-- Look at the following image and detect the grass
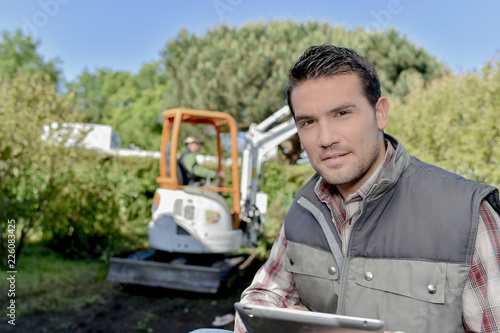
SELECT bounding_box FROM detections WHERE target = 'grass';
[136,311,157,333]
[0,242,116,316]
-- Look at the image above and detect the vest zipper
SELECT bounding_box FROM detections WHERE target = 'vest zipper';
[336,184,377,313]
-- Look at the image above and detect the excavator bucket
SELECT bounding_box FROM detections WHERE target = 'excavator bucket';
[107,249,253,293]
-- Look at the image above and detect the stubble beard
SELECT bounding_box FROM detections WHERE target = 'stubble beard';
[314,137,383,188]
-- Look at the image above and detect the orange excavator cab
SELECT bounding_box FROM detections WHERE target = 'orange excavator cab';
[156,108,241,227]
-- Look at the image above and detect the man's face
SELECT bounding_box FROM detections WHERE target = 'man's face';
[291,74,389,198]
[189,142,202,152]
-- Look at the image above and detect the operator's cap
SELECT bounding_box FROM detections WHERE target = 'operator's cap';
[184,137,203,144]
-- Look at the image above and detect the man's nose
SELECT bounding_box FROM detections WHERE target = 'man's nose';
[317,123,340,148]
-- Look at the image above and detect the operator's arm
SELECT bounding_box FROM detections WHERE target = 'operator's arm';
[234,225,301,333]
[182,152,217,179]
[462,200,500,332]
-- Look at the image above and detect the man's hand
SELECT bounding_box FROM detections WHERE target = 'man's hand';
[288,305,306,311]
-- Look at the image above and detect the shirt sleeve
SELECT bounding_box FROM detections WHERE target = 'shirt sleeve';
[182,152,217,179]
[234,225,301,333]
[463,200,500,332]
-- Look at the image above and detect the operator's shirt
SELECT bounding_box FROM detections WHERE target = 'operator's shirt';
[180,149,217,180]
[235,141,500,333]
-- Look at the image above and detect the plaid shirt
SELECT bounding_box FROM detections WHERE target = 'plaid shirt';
[236,141,500,333]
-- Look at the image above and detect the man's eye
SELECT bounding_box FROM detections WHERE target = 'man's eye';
[337,111,349,117]
[301,120,315,127]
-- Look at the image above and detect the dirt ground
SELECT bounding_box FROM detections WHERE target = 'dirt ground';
[1,271,258,333]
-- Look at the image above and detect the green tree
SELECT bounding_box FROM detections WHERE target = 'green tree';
[161,20,445,163]
[66,62,167,150]
[387,59,500,187]
[103,62,167,150]
[0,74,79,266]
[358,28,446,97]
[65,68,130,123]
[0,29,60,83]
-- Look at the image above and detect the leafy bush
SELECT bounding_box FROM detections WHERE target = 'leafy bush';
[0,73,159,264]
[260,159,315,246]
[0,74,81,266]
[42,152,158,259]
[388,60,500,188]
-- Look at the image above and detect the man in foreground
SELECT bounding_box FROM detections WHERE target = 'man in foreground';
[234,45,500,332]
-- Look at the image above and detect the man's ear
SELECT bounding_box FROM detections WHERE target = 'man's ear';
[375,97,389,130]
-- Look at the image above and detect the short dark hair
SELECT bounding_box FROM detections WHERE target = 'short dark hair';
[286,45,381,115]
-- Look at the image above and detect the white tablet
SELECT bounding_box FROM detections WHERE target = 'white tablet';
[234,302,385,333]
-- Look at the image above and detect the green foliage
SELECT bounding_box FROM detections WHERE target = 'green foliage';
[162,21,444,125]
[0,73,79,266]
[0,73,157,264]
[387,60,500,187]
[358,28,446,97]
[65,62,167,151]
[42,153,158,259]
[65,68,126,123]
[0,29,61,83]
[259,159,315,247]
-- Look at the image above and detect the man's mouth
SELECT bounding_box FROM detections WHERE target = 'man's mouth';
[321,152,350,161]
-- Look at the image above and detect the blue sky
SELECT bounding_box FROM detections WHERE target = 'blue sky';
[1,1,499,82]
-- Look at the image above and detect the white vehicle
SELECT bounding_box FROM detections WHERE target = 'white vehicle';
[107,106,297,293]
[41,122,162,158]
[41,122,121,150]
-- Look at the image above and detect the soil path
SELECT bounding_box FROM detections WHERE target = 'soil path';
[2,283,245,333]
